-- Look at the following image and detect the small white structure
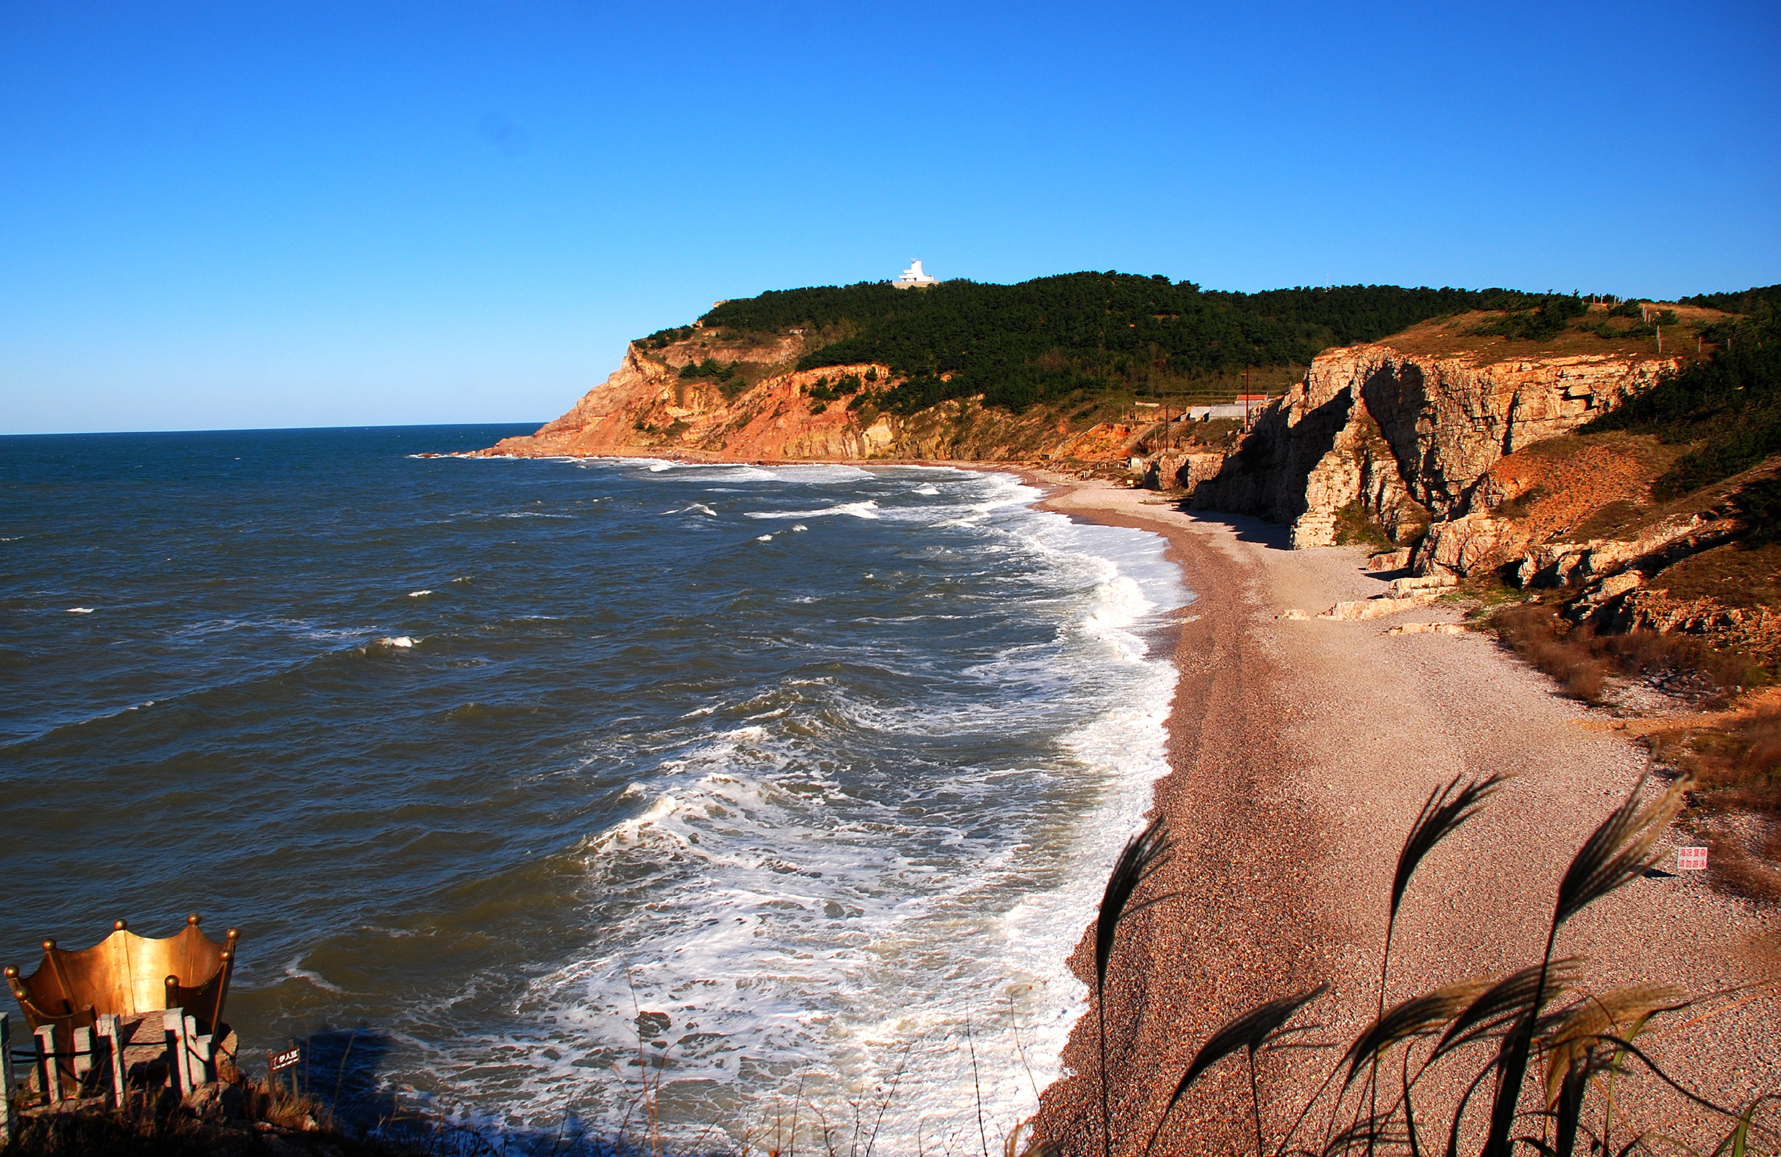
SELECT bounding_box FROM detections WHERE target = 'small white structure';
[894,259,939,289]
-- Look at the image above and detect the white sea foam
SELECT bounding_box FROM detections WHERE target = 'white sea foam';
[745,500,880,520]
[408,590,433,598]
[452,466,1189,1147]
[65,607,95,614]
[287,964,346,993]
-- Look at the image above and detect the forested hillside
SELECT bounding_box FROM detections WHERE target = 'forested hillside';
[694,273,1563,412]
[1584,294,1780,499]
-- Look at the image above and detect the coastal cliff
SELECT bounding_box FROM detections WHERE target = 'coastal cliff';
[1180,307,1780,661]
[481,286,1777,661]
[482,335,1088,463]
[1185,316,1679,547]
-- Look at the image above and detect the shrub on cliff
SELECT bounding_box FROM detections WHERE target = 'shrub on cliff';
[636,325,695,350]
[698,275,1557,412]
[1584,311,1781,497]
[1467,295,1589,342]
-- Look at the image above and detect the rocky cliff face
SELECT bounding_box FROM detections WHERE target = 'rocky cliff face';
[483,335,1092,464]
[1189,340,1675,548]
[1178,329,1779,662]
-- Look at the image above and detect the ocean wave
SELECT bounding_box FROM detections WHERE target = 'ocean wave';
[744,500,880,520]
[286,964,346,993]
[11,443,1193,1149]
[449,486,1190,1143]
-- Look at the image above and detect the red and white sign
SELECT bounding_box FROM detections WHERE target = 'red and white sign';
[1677,846,1709,871]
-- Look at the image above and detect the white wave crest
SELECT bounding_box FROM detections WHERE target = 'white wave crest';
[744,500,879,520]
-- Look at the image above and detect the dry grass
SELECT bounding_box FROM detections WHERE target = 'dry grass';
[1655,707,1781,811]
[1489,603,1751,704]
[1655,536,1781,611]
[1380,304,1726,367]
[1648,708,1781,900]
[1705,827,1781,902]
[0,1096,407,1157]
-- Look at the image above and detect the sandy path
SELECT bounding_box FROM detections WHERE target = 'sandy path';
[1025,478,1779,1156]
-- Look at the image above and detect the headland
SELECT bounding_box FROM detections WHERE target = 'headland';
[469,274,1781,1149]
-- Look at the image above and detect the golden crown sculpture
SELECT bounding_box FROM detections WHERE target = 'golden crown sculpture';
[5,915,238,1040]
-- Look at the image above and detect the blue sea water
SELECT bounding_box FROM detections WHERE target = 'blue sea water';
[0,426,1186,1148]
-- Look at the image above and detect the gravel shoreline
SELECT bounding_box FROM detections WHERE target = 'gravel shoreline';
[1021,475,1779,1156]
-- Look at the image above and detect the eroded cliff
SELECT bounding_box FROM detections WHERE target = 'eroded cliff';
[1188,321,1678,548]
[482,333,1100,464]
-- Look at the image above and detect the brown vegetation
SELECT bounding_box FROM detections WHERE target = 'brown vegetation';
[1647,708,1781,901]
[1381,303,1727,368]
[1488,602,1750,704]
[1657,537,1781,611]
[0,1070,405,1157]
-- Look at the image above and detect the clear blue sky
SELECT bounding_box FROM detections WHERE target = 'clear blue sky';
[3,1,1777,434]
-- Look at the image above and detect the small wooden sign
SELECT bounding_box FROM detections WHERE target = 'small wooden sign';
[269,1047,301,1072]
[1677,846,1709,871]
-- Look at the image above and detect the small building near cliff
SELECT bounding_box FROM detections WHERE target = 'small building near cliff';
[893,260,939,289]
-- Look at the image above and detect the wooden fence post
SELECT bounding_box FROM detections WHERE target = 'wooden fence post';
[95,1014,125,1107]
[185,1015,214,1087]
[34,1025,57,1104]
[163,1009,190,1097]
[1,1013,16,1139]
[72,1025,93,1097]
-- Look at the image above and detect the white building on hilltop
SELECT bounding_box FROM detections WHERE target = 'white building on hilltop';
[893,259,939,289]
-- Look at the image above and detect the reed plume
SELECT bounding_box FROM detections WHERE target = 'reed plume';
[1382,773,1507,1011]
[1482,773,1692,1157]
[1358,772,1506,1147]
[1144,983,1326,1157]
[1539,984,1687,1109]
[1430,959,1582,1062]
[1340,980,1489,1088]
[1093,817,1170,1157]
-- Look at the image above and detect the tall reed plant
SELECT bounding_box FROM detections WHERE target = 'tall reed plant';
[1087,772,1775,1157]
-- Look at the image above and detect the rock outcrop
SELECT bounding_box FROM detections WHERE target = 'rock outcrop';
[1612,590,1781,661]
[1188,341,1674,548]
[481,336,1145,465]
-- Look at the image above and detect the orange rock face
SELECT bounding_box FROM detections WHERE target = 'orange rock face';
[479,340,1154,465]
